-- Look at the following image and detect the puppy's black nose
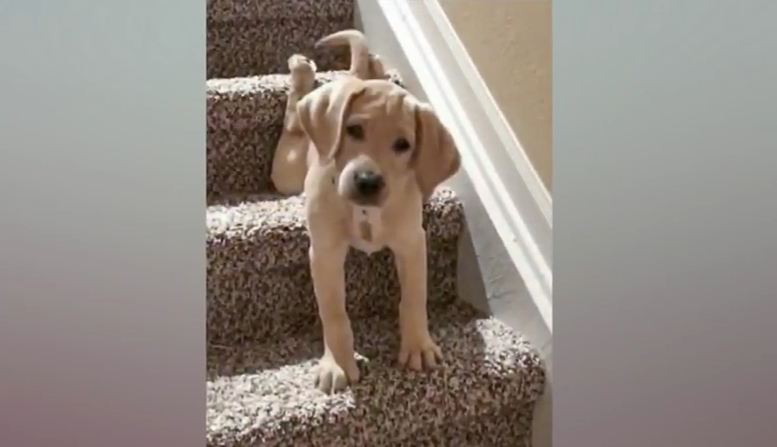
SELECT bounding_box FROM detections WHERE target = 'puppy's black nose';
[354,170,384,197]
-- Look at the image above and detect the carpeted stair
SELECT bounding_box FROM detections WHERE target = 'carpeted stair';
[207,0,353,78]
[206,1,546,445]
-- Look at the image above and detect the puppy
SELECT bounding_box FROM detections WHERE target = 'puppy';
[271,30,388,195]
[271,54,317,195]
[297,77,461,393]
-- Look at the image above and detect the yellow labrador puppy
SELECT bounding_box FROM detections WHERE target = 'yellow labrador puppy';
[297,77,460,393]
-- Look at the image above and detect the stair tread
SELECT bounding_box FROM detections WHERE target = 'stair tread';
[206,0,354,77]
[207,188,462,271]
[208,0,355,22]
[207,70,402,131]
[207,192,306,241]
[206,300,545,446]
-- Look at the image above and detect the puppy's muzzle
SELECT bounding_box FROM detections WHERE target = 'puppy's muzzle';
[354,170,384,198]
[340,157,386,206]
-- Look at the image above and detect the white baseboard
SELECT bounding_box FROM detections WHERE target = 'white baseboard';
[357,1,553,445]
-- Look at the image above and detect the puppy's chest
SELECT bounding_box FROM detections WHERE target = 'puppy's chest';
[348,206,387,254]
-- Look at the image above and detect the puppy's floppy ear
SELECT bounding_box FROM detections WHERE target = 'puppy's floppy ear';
[413,102,461,200]
[296,78,365,161]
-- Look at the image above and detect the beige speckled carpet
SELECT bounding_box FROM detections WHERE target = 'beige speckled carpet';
[206,1,546,445]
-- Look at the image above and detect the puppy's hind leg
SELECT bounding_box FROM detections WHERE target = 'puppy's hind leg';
[309,241,360,393]
[286,54,317,111]
[368,53,390,80]
[271,54,317,195]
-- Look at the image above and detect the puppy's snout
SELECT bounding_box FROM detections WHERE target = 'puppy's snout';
[353,170,384,197]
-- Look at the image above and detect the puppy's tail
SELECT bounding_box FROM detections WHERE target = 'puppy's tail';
[315,29,372,79]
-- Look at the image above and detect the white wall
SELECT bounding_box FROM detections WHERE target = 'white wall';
[438,0,552,192]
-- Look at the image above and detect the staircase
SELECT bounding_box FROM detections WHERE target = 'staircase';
[206,1,546,445]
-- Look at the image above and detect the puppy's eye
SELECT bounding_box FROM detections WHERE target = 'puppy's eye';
[345,124,364,140]
[393,137,411,153]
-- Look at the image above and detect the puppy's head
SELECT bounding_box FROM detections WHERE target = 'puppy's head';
[297,78,460,207]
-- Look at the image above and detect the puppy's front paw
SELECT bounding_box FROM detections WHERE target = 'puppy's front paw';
[398,333,443,371]
[313,355,360,394]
